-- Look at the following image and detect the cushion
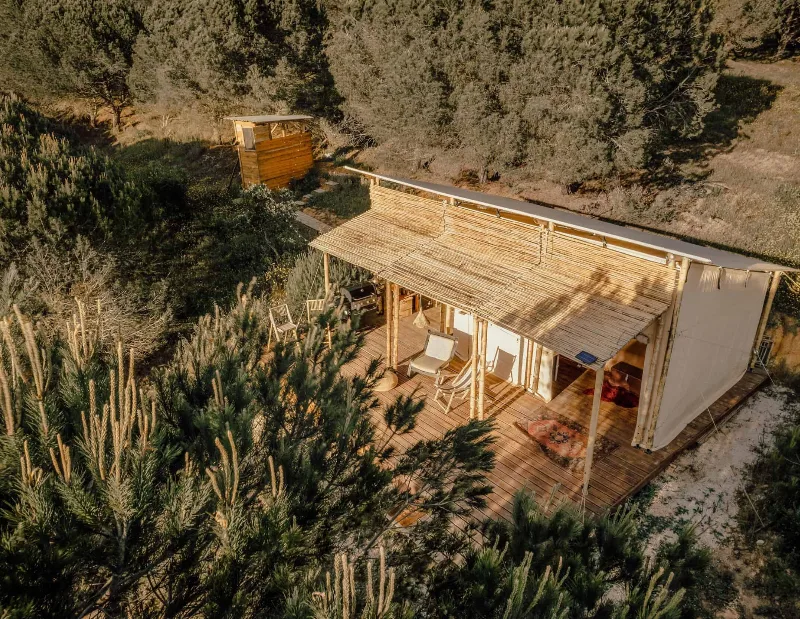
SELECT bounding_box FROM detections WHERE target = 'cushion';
[426,333,456,360]
[410,354,447,376]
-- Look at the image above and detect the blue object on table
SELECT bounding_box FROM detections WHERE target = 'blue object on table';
[576,351,598,366]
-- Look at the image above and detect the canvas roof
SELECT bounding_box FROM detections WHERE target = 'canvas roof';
[225,114,313,124]
[311,185,680,367]
[343,167,796,273]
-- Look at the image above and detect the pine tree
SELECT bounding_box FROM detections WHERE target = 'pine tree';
[130,0,340,122]
[2,0,143,129]
[0,285,496,616]
[424,490,731,619]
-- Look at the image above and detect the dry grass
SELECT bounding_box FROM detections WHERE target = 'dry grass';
[353,59,800,270]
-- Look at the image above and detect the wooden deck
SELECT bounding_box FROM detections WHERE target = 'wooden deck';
[347,310,767,521]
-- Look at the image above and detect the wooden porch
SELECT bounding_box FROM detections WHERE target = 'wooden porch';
[347,308,767,520]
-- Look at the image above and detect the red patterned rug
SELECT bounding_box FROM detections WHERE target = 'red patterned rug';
[513,412,619,471]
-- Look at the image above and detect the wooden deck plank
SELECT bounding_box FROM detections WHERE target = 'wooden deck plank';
[345,309,767,521]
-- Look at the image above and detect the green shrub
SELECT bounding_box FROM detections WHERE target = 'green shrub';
[327,0,723,184]
[167,184,307,317]
[426,490,730,618]
[722,0,800,58]
[737,388,800,617]
[0,95,144,258]
[283,249,370,321]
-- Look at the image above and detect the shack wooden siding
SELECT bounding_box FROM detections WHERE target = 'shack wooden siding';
[238,132,313,189]
[239,150,260,187]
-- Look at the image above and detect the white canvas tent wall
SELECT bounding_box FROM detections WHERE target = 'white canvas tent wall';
[650,264,772,448]
[316,168,796,451]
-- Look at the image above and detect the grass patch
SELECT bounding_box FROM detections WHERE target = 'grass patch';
[306,175,369,220]
[112,137,237,186]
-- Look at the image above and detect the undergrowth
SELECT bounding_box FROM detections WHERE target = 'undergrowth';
[737,385,800,618]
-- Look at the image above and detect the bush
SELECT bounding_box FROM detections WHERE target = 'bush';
[2,239,172,360]
[722,0,800,58]
[0,95,144,258]
[282,249,370,321]
[737,387,800,617]
[426,490,731,618]
[168,184,308,317]
[327,0,723,184]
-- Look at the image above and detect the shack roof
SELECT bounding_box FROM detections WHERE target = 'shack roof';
[344,167,797,273]
[225,115,313,124]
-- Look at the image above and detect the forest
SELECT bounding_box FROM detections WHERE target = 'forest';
[1,0,799,617]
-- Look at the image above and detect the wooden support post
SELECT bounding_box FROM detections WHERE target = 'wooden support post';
[751,271,781,368]
[439,302,447,332]
[392,284,400,369]
[637,297,676,447]
[469,314,479,420]
[523,339,534,391]
[478,319,488,420]
[582,366,605,498]
[323,253,331,298]
[645,256,691,447]
[531,342,543,395]
[385,280,393,367]
[632,320,661,446]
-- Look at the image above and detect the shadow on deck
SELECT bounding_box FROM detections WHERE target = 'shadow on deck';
[347,309,767,521]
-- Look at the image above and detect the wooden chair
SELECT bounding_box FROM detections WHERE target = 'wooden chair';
[268,304,298,347]
[306,298,326,323]
[306,298,332,346]
[407,330,458,378]
[433,363,473,414]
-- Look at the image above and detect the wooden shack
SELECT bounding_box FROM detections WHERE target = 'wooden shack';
[227,115,314,189]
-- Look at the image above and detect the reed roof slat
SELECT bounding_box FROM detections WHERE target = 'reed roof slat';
[311,186,679,366]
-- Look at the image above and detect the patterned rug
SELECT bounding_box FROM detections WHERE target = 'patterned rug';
[513,412,619,471]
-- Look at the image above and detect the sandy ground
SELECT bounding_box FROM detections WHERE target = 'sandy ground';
[643,386,791,616]
[645,388,788,551]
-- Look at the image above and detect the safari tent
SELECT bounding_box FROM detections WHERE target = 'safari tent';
[310,167,796,515]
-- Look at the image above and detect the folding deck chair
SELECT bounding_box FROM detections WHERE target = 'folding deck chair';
[306,298,326,323]
[433,363,473,414]
[268,304,298,348]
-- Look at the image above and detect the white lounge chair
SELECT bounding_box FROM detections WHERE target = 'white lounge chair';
[433,364,473,413]
[268,304,298,347]
[407,330,457,378]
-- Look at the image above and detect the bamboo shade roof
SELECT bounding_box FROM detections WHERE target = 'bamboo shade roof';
[311,186,678,366]
[343,168,798,273]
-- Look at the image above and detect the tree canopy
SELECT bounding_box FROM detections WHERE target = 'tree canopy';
[326,0,723,183]
[130,0,340,121]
